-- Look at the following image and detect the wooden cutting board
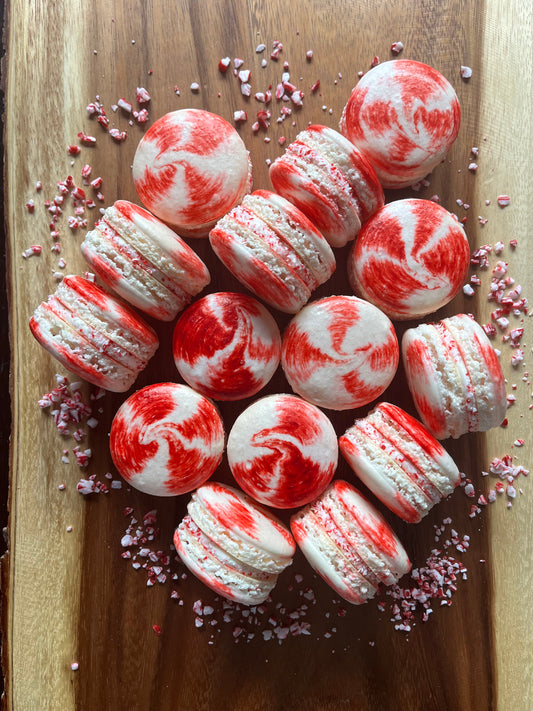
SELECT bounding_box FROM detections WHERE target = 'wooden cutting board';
[2,1,532,709]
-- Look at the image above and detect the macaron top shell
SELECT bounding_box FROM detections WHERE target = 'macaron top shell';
[132,109,252,236]
[348,198,470,320]
[173,292,281,401]
[402,314,507,439]
[281,295,399,410]
[109,382,224,496]
[227,393,338,509]
[340,60,461,188]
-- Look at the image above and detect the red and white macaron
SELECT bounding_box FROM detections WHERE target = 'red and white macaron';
[81,200,211,321]
[348,199,470,320]
[227,393,338,509]
[29,275,158,392]
[269,125,384,248]
[132,109,253,237]
[291,480,411,604]
[109,382,224,496]
[339,402,461,523]
[281,295,399,410]
[172,292,281,401]
[402,314,507,439]
[174,481,296,605]
[340,59,461,188]
[209,189,336,314]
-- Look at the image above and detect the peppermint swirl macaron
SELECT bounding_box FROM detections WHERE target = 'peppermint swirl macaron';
[110,383,224,496]
[173,292,281,401]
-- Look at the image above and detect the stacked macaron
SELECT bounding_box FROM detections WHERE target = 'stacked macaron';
[29,275,158,392]
[291,480,411,604]
[339,402,461,523]
[209,190,336,314]
[174,482,296,605]
[269,125,384,248]
[402,314,507,439]
[81,200,211,321]
[132,108,252,237]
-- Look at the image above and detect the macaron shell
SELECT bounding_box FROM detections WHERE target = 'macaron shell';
[281,295,399,410]
[348,199,470,320]
[109,383,224,496]
[227,394,338,509]
[340,59,461,188]
[132,108,252,236]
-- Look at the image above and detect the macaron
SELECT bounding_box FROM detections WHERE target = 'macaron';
[402,314,507,439]
[109,383,224,496]
[209,189,336,314]
[172,292,281,401]
[81,200,211,321]
[269,124,384,248]
[340,59,461,188]
[174,481,296,605]
[347,199,470,320]
[132,108,252,237]
[339,402,461,523]
[290,480,411,605]
[281,295,399,410]
[227,393,338,509]
[29,275,158,393]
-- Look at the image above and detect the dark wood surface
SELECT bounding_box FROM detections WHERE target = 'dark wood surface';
[2,1,533,710]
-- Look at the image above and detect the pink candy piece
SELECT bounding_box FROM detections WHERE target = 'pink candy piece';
[291,480,411,604]
[109,383,224,496]
[209,190,335,314]
[132,109,252,237]
[340,402,461,523]
[174,482,295,605]
[340,60,461,188]
[281,295,399,410]
[402,314,507,439]
[348,199,470,320]
[173,292,281,401]
[269,125,384,248]
[29,275,158,392]
[227,394,338,509]
[81,200,211,321]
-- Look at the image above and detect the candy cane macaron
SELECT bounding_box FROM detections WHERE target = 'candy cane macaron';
[132,109,253,237]
[81,200,211,321]
[281,295,399,410]
[174,482,296,605]
[227,393,338,509]
[173,292,281,401]
[348,199,470,320]
[340,59,461,188]
[29,275,158,393]
[269,124,384,248]
[110,383,225,496]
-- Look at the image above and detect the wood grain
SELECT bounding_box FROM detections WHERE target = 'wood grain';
[2,1,532,710]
